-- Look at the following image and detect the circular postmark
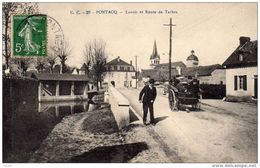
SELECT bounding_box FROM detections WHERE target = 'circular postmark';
[46,15,65,58]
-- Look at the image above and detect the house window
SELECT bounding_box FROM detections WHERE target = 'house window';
[234,75,247,91]
[239,76,244,89]
[114,66,117,70]
[239,54,243,61]
[120,66,124,71]
[127,67,130,71]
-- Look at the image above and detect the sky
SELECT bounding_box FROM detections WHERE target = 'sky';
[39,3,257,69]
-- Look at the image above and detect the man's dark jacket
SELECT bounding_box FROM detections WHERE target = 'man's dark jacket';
[139,85,157,104]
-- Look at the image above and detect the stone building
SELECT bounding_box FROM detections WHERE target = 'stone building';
[31,73,89,102]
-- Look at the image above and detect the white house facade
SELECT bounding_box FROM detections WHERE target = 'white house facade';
[104,56,136,88]
[223,37,257,101]
[225,67,257,100]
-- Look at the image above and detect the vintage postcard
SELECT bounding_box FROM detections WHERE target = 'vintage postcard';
[2,2,258,167]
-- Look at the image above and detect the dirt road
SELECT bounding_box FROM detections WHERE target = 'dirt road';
[118,87,257,163]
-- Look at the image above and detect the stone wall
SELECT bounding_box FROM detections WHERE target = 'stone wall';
[108,86,130,129]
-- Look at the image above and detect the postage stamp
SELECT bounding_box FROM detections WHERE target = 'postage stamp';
[12,15,47,57]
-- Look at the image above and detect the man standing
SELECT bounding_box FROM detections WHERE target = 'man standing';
[139,79,157,125]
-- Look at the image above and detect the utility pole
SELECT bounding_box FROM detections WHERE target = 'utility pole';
[164,18,176,82]
[135,55,138,89]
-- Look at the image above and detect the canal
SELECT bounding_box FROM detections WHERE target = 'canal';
[3,98,99,162]
[3,77,146,163]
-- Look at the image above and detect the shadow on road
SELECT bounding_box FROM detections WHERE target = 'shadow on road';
[154,116,168,124]
[69,142,149,163]
[177,105,205,113]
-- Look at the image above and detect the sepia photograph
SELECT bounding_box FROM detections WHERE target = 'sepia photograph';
[1,1,258,166]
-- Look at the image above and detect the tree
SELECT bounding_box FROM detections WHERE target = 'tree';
[47,58,55,73]
[35,57,47,73]
[2,2,39,69]
[83,39,107,91]
[59,43,71,73]
[54,41,71,73]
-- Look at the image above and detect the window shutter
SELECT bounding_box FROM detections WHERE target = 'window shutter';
[234,76,238,90]
[243,75,247,90]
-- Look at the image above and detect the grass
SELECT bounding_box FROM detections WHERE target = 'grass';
[81,107,119,134]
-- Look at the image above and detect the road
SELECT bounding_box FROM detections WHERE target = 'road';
[118,87,257,163]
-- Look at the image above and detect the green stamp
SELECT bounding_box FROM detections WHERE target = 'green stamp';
[12,15,47,57]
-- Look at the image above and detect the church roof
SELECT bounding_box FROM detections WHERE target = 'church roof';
[186,50,199,61]
[150,40,160,59]
[154,61,186,69]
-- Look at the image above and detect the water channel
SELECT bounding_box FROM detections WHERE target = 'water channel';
[3,99,99,163]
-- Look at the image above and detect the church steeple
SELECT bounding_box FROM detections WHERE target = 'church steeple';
[150,40,160,68]
[151,40,159,59]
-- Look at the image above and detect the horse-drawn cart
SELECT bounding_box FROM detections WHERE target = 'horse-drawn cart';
[168,78,201,111]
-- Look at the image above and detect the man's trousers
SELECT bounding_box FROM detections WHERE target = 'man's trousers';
[143,102,155,123]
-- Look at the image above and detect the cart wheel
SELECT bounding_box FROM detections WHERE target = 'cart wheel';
[168,90,178,111]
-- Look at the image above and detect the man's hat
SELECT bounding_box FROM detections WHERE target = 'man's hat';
[149,78,155,84]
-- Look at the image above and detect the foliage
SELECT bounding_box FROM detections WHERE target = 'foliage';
[83,39,107,90]
[57,42,71,73]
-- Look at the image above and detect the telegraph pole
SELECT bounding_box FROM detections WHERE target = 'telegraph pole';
[164,18,176,82]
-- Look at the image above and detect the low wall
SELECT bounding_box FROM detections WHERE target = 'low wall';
[225,95,254,102]
[108,86,130,129]
[40,95,88,102]
[3,76,38,161]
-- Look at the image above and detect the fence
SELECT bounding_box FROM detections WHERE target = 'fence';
[200,84,226,99]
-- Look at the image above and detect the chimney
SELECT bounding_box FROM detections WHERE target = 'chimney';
[117,56,120,62]
[239,36,250,46]
[130,60,132,65]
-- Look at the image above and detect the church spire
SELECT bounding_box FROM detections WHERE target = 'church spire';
[150,40,160,59]
[150,40,160,68]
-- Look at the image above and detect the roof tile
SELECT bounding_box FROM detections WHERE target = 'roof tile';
[223,40,257,68]
[31,73,89,81]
